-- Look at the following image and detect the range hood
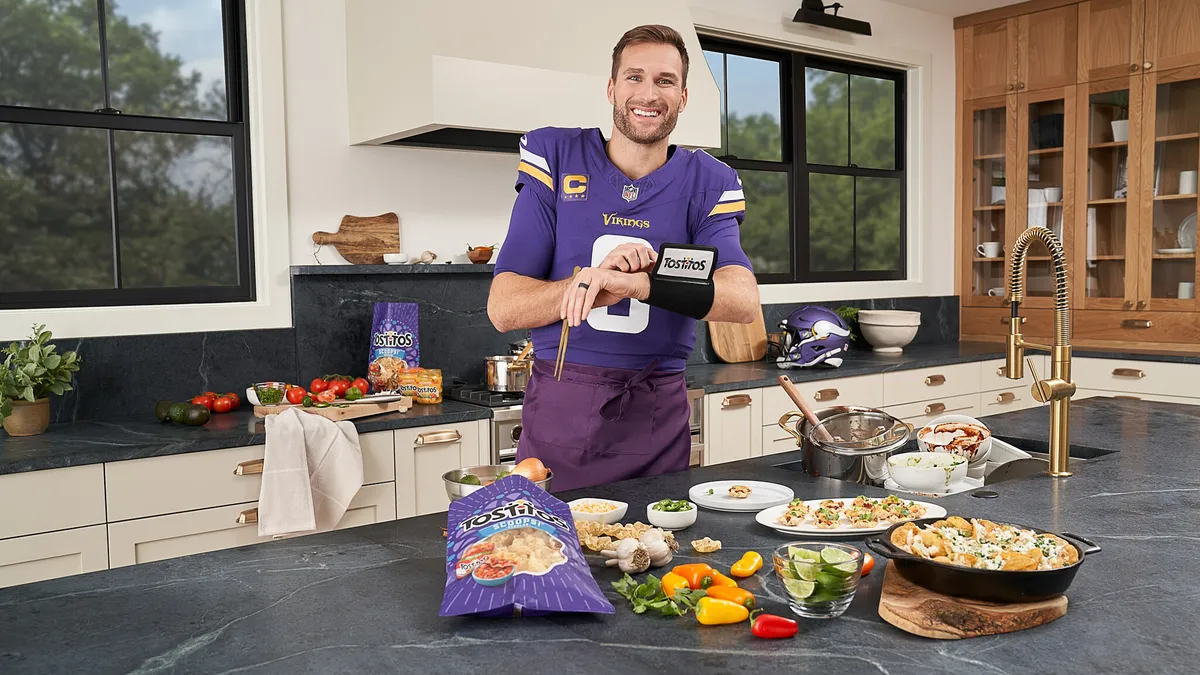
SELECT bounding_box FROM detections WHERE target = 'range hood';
[344,0,721,153]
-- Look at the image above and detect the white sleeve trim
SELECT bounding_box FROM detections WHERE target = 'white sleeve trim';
[519,147,550,173]
[718,189,744,203]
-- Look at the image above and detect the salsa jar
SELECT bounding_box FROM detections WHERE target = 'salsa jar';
[397,370,421,398]
[415,369,442,405]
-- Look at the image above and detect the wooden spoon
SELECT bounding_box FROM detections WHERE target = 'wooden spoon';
[515,341,533,362]
[778,375,835,442]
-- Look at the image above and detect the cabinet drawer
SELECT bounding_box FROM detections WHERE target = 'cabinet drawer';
[1075,389,1200,406]
[395,420,484,519]
[883,362,982,406]
[980,388,1043,415]
[106,432,396,522]
[702,389,762,466]
[884,394,981,426]
[980,357,1046,393]
[107,482,396,568]
[1072,358,1200,398]
[0,525,108,589]
[0,465,105,540]
[761,427,800,457]
[760,374,883,425]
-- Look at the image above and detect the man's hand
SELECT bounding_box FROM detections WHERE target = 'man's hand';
[597,243,657,273]
[560,267,650,327]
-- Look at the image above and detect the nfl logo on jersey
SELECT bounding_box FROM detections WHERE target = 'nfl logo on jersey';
[621,184,639,202]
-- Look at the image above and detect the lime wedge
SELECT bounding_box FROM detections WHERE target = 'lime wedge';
[789,546,822,562]
[832,561,859,576]
[791,561,820,581]
[820,547,854,565]
[783,578,815,600]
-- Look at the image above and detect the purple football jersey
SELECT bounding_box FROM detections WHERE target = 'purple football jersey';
[494,127,754,372]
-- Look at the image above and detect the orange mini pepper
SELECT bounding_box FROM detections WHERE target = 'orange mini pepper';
[704,585,755,609]
[730,551,764,578]
[671,563,715,590]
[710,570,739,588]
[661,572,691,598]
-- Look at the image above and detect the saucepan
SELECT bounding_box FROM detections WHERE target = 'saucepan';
[777,405,913,486]
[485,354,530,392]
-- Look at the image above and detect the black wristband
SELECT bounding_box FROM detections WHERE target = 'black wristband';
[646,276,715,320]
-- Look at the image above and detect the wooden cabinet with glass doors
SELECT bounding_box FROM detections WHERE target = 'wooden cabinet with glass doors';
[957,0,1200,351]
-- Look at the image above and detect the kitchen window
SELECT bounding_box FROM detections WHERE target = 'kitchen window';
[0,0,254,310]
[702,39,906,284]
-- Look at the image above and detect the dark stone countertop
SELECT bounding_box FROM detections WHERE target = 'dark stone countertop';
[290,263,495,275]
[0,401,490,475]
[0,397,1194,674]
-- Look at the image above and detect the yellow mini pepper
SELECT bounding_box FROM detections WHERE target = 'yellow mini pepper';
[695,596,750,625]
[661,572,691,598]
[730,551,763,578]
[709,570,739,588]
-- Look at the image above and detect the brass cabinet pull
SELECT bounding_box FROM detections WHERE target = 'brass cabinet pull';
[1112,368,1146,379]
[1136,300,1147,310]
[237,508,259,525]
[1001,317,1026,324]
[1017,82,1025,90]
[995,366,1008,377]
[924,374,946,386]
[996,392,1017,403]
[1144,61,1153,69]
[813,388,839,402]
[1123,301,1133,309]
[1121,319,1152,329]
[234,459,264,475]
[722,394,752,408]
[1114,395,1142,401]
[924,403,947,415]
[1006,83,1015,91]
[1130,63,1139,72]
[415,430,462,446]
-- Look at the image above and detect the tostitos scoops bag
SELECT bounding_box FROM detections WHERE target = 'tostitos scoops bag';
[440,475,614,618]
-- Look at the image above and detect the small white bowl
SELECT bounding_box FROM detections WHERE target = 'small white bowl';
[917,414,993,465]
[887,452,968,493]
[383,253,409,264]
[646,501,698,530]
[567,498,628,524]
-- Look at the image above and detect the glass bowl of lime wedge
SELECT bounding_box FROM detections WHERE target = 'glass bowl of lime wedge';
[772,542,863,619]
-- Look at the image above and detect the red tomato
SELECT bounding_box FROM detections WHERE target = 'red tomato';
[190,395,215,411]
[328,379,351,398]
[316,390,337,403]
[223,392,241,409]
[212,396,234,414]
[202,391,218,398]
[861,553,875,577]
[309,378,328,393]
[350,377,371,395]
[286,387,307,405]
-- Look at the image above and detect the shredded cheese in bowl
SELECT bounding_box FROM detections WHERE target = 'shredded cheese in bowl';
[571,501,619,514]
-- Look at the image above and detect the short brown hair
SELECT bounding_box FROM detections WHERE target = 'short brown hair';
[611,24,690,87]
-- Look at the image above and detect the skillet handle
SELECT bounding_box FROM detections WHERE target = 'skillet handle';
[1061,532,1101,556]
[863,536,905,559]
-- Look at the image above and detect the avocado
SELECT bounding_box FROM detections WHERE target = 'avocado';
[154,400,174,422]
[184,404,211,426]
[168,403,189,424]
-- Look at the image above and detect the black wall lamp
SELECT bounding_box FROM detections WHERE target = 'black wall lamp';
[793,0,872,37]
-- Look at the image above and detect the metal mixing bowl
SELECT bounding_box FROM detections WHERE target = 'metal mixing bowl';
[443,465,553,502]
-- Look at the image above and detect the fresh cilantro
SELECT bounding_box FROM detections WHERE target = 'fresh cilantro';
[611,574,706,617]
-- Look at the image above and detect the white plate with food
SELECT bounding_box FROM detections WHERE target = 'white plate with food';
[689,480,794,512]
[755,495,946,536]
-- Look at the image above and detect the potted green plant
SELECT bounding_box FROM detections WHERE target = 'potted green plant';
[0,324,82,437]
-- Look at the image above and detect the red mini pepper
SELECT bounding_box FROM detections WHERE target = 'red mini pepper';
[750,611,798,639]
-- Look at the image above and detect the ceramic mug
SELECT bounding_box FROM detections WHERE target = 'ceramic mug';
[987,287,1006,297]
[1180,171,1198,195]
[1180,282,1196,300]
[977,242,1003,258]
[1043,187,1063,202]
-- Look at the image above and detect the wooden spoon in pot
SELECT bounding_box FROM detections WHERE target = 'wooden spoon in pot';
[778,375,835,442]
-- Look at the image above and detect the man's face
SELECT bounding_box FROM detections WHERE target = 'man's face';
[608,42,688,145]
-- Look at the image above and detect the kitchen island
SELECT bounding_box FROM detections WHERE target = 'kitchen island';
[0,398,1193,674]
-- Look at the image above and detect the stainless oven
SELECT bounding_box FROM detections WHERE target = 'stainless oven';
[688,388,704,467]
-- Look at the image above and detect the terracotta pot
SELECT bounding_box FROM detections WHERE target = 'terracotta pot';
[3,398,50,437]
[467,247,494,264]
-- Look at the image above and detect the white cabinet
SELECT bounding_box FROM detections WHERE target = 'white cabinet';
[394,420,487,518]
[1073,357,1200,400]
[0,525,108,589]
[760,374,884,425]
[883,394,982,426]
[703,389,762,466]
[0,465,106,540]
[883,362,982,406]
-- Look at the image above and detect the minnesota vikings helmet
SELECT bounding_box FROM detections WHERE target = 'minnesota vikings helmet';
[776,306,851,369]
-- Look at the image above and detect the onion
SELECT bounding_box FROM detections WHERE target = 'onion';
[512,457,549,482]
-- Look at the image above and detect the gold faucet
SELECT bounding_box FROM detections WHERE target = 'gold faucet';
[1005,226,1076,477]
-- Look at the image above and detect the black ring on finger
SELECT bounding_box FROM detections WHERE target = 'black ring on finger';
[577,282,590,290]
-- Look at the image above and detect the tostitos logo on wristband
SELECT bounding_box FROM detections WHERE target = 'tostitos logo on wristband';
[653,244,718,282]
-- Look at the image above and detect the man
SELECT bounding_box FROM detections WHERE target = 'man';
[487,24,760,492]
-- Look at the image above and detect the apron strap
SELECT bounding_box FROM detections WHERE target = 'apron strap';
[599,359,660,422]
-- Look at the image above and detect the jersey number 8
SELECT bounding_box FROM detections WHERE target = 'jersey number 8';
[586,234,651,335]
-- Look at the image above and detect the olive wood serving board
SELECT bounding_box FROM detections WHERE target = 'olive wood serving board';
[877,561,1067,639]
[311,212,401,264]
[708,305,768,363]
[253,398,411,421]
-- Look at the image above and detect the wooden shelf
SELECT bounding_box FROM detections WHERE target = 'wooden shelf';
[1026,256,1052,261]
[1155,133,1200,142]
[1154,193,1198,201]
[1029,147,1064,155]
[974,205,1006,211]
[1087,255,1126,261]
[1088,141,1127,149]
[974,153,1005,160]
[973,257,1005,263]
[1153,253,1197,260]
[1087,198,1126,205]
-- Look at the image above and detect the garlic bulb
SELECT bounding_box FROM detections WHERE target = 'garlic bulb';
[639,528,673,568]
[602,537,650,574]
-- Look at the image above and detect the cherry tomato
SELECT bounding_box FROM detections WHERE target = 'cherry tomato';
[351,377,371,396]
[861,553,875,577]
[212,396,234,414]
[202,391,218,398]
[328,379,351,398]
[309,378,328,393]
[190,395,215,411]
[316,390,337,403]
[286,387,307,405]
[223,392,241,409]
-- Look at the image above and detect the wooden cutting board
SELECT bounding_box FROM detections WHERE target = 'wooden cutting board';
[708,305,768,363]
[311,212,401,264]
[253,398,411,421]
[878,562,1067,639]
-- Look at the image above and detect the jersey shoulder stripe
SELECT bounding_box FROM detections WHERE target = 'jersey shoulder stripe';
[517,159,553,190]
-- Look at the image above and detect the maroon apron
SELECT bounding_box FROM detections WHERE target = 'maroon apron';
[516,358,691,492]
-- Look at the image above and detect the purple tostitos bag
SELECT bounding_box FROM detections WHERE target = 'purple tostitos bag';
[439,475,614,617]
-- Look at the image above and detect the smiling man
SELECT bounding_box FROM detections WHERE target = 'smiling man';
[488,24,760,492]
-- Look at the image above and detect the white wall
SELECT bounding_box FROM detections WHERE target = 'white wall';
[284,0,957,300]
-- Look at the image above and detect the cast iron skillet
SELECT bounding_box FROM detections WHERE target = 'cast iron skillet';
[864,517,1101,603]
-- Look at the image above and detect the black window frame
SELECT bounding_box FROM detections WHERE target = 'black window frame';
[0,0,255,311]
[701,37,907,284]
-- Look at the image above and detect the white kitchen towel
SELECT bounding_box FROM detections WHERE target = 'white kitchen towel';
[259,407,363,539]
